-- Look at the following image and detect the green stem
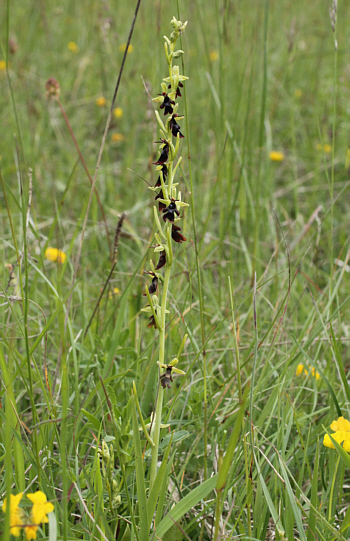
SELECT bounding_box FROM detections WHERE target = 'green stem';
[150,254,172,489]
[330,14,337,312]
[252,0,269,283]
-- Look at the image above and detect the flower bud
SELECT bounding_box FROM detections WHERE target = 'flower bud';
[45,78,60,99]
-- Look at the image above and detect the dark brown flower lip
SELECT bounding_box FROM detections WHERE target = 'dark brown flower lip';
[162,198,180,222]
[168,81,183,98]
[143,272,158,296]
[160,366,173,389]
[155,165,168,188]
[159,93,175,115]
[148,314,159,329]
[169,115,184,139]
[171,224,186,243]
[155,251,166,270]
[153,140,169,165]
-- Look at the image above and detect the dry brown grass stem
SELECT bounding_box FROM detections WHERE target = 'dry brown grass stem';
[84,213,126,338]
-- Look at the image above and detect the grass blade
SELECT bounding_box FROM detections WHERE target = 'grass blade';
[307,439,319,541]
[154,474,218,539]
[132,395,149,541]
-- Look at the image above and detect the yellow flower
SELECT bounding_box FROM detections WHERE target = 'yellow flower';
[27,491,54,525]
[96,96,106,107]
[330,416,350,432]
[323,417,350,453]
[296,363,320,379]
[316,143,331,153]
[310,367,320,380]
[67,41,78,53]
[111,133,124,142]
[209,50,219,61]
[269,151,284,162]
[119,43,133,53]
[294,89,302,98]
[25,524,38,540]
[2,493,24,537]
[108,287,120,299]
[296,363,305,376]
[45,247,67,264]
[114,107,123,119]
[0,60,6,71]
[323,430,350,452]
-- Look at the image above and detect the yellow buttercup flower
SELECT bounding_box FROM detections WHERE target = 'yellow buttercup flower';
[0,60,6,71]
[316,143,331,153]
[119,43,133,53]
[108,287,120,299]
[25,524,38,540]
[343,434,350,452]
[2,492,24,537]
[67,41,78,53]
[310,367,320,380]
[296,363,320,379]
[209,50,219,61]
[323,431,350,452]
[114,107,123,119]
[330,416,350,432]
[296,363,305,376]
[45,247,67,264]
[294,88,302,98]
[27,491,54,525]
[111,133,124,142]
[96,96,106,107]
[323,416,350,453]
[269,151,284,162]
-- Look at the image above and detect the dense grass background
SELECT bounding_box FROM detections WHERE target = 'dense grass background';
[1,0,350,540]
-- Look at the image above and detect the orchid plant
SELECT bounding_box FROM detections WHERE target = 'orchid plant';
[140,17,188,488]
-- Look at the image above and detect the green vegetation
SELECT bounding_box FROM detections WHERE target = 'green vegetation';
[1,1,350,539]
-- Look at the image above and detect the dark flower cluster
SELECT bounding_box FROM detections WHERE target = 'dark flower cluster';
[144,71,187,328]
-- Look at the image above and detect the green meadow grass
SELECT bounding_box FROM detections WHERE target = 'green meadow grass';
[1,0,350,539]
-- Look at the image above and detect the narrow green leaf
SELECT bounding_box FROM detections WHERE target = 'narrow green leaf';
[307,440,319,541]
[340,502,350,536]
[154,458,173,528]
[329,324,350,403]
[279,457,306,541]
[132,397,149,541]
[81,409,101,432]
[154,474,218,538]
[159,431,188,449]
[103,288,128,378]
[133,382,154,448]
[216,390,247,491]
[253,451,285,538]
[147,438,173,529]
[48,512,57,541]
